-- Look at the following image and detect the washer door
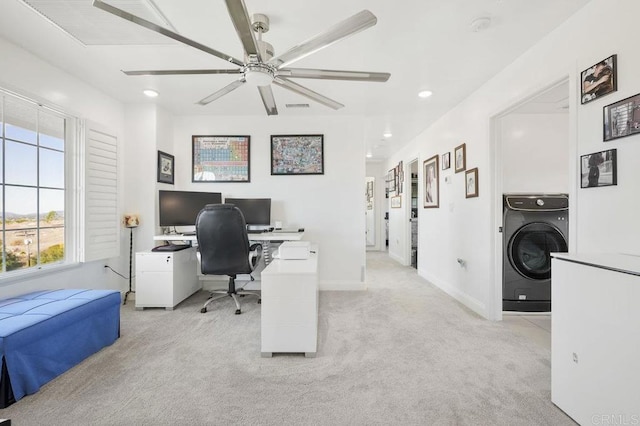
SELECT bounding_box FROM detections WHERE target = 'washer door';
[507,222,568,280]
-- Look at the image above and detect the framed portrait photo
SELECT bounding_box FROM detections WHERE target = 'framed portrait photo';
[454,143,466,173]
[580,149,617,188]
[271,134,324,175]
[157,150,174,184]
[581,54,617,104]
[465,168,479,198]
[603,93,640,141]
[423,155,439,208]
[391,195,401,208]
[192,135,250,182]
[442,152,451,170]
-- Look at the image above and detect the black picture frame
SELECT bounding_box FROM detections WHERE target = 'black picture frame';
[442,152,451,170]
[580,148,617,188]
[603,93,640,142]
[157,150,174,184]
[192,135,250,182]
[271,134,324,175]
[581,54,617,105]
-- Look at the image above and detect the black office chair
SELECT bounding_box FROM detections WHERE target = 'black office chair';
[196,204,262,315]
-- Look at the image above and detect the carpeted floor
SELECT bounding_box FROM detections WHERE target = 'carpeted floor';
[2,252,574,425]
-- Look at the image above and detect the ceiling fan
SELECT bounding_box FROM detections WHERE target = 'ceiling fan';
[92,0,390,115]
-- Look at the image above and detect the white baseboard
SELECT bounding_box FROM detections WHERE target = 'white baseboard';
[418,268,488,319]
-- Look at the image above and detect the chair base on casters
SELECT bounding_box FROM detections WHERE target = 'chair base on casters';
[200,276,260,314]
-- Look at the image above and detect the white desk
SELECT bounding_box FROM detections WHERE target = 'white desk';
[261,244,319,358]
[153,232,304,243]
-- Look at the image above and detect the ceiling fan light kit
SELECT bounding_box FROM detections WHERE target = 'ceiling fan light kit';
[92,0,390,115]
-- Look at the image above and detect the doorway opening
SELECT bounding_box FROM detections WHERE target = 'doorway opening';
[408,159,419,269]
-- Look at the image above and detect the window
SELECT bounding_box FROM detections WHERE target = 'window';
[1,91,72,275]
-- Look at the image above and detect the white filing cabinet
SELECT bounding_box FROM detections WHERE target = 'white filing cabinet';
[135,247,200,310]
[261,245,318,357]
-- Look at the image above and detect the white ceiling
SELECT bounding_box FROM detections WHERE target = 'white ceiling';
[0,0,590,160]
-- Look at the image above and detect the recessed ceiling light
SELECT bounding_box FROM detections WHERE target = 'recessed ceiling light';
[383,132,392,138]
[418,90,433,98]
[366,153,373,158]
[143,89,159,98]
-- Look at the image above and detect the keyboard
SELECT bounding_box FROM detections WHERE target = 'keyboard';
[181,231,196,236]
[247,229,267,234]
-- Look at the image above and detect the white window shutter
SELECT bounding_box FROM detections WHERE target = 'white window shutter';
[82,121,120,262]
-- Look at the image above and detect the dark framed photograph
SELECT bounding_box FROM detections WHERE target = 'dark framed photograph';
[442,152,451,170]
[271,134,324,175]
[192,135,250,182]
[581,54,617,104]
[580,149,617,188]
[454,143,466,173]
[157,150,174,184]
[387,168,396,194]
[423,155,439,208]
[603,93,640,141]
[465,167,479,198]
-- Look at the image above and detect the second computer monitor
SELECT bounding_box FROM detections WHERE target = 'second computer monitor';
[225,198,271,226]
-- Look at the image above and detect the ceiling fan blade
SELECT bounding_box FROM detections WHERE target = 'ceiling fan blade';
[273,77,344,110]
[225,0,262,62]
[92,0,244,67]
[269,10,377,69]
[197,79,245,105]
[123,69,242,76]
[279,68,390,82]
[257,86,278,116]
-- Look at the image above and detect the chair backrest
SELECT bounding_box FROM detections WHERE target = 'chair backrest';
[196,204,252,276]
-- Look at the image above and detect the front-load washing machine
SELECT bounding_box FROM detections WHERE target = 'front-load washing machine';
[503,194,568,312]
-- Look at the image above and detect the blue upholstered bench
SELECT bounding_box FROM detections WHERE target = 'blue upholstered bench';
[0,289,121,408]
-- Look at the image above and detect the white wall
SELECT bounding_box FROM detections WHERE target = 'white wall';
[385,0,640,319]
[501,113,569,194]
[169,115,367,290]
[0,37,126,297]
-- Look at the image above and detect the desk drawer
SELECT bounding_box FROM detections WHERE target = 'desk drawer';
[136,253,174,272]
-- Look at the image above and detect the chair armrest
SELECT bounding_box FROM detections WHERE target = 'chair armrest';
[248,243,263,271]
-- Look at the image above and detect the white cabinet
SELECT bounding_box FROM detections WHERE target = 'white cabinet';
[261,245,318,357]
[135,248,200,310]
[551,254,640,425]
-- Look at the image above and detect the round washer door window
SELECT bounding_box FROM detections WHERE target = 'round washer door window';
[508,222,568,280]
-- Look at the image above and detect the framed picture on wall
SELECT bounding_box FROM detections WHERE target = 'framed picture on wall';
[442,152,451,170]
[603,93,640,141]
[271,134,324,175]
[157,150,174,184]
[454,143,466,173]
[423,155,439,208]
[465,167,479,198]
[580,148,617,188]
[391,195,401,208]
[581,54,617,104]
[192,135,250,182]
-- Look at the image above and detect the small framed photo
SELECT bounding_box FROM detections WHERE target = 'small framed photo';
[454,143,466,173]
[580,149,617,188]
[271,134,324,175]
[581,54,617,104]
[423,155,439,208]
[391,195,401,208]
[192,135,250,182]
[157,150,174,184]
[442,152,451,170]
[603,93,640,141]
[465,168,479,198]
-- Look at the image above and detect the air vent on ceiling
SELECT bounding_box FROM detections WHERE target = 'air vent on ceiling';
[285,103,310,109]
[20,0,176,45]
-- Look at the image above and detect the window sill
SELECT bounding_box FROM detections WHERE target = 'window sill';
[0,262,82,286]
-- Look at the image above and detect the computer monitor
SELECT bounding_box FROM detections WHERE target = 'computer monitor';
[159,190,222,227]
[224,198,271,226]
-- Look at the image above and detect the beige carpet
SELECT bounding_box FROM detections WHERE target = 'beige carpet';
[2,252,574,425]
